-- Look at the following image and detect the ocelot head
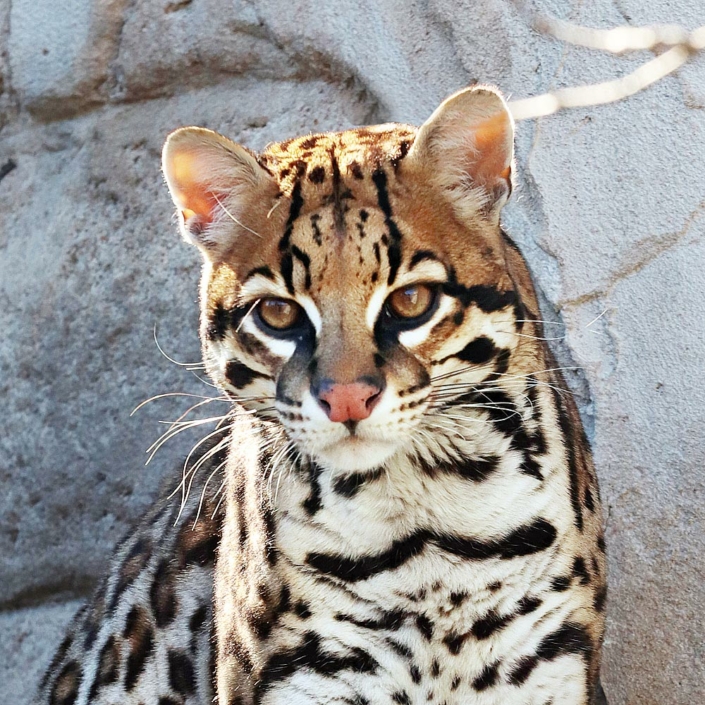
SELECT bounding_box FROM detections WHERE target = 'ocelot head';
[162,87,533,473]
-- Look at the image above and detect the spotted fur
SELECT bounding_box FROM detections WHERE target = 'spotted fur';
[38,87,607,705]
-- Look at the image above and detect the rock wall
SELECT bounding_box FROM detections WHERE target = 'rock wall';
[1,1,703,702]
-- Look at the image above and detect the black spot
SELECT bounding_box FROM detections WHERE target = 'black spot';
[387,639,413,659]
[256,632,377,697]
[441,455,500,483]
[225,360,266,389]
[519,453,543,481]
[294,601,312,619]
[206,303,232,341]
[494,348,511,374]
[472,611,512,640]
[109,538,152,612]
[159,698,181,705]
[307,530,428,582]
[572,557,591,585]
[551,386,584,531]
[435,518,557,561]
[390,139,411,170]
[455,336,497,365]
[308,165,326,183]
[299,136,320,150]
[517,596,542,614]
[584,486,595,512]
[508,655,538,685]
[178,524,219,567]
[168,650,196,695]
[551,576,571,592]
[416,614,433,640]
[150,560,178,628]
[278,585,291,613]
[123,607,155,691]
[41,634,73,691]
[302,461,324,515]
[451,676,461,690]
[597,535,606,553]
[449,591,467,607]
[470,387,522,435]
[335,610,406,631]
[308,519,556,582]
[430,659,441,677]
[189,604,208,634]
[536,623,593,661]
[594,585,607,612]
[88,636,121,700]
[442,632,468,655]
[410,664,422,683]
[392,692,411,705]
[50,660,82,705]
[332,467,383,498]
[472,662,499,691]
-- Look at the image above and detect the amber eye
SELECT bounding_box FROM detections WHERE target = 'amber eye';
[386,284,436,320]
[257,298,302,331]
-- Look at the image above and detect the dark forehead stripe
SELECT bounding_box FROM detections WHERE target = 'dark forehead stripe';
[291,245,312,290]
[371,168,403,285]
[278,180,305,294]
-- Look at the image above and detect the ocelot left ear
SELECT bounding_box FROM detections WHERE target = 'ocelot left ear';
[408,86,514,222]
[162,127,278,258]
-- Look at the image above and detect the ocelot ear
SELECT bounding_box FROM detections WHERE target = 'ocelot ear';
[162,127,277,257]
[408,86,514,222]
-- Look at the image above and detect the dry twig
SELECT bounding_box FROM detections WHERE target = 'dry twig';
[508,14,705,121]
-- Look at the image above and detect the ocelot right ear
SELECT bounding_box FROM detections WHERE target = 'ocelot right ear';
[162,127,278,258]
[407,86,515,223]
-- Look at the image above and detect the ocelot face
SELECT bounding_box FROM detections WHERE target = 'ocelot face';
[163,88,525,472]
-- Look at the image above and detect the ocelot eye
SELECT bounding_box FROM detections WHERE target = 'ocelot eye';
[386,284,437,321]
[257,298,303,331]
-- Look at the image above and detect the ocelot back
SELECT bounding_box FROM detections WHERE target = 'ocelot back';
[37,87,607,705]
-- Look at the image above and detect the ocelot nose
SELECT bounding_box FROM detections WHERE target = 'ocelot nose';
[313,378,383,423]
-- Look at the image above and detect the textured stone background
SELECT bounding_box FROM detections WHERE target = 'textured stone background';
[1,1,703,703]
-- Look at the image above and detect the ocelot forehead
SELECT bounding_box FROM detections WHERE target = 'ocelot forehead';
[246,127,509,303]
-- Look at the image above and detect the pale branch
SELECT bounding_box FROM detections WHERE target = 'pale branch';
[507,14,705,121]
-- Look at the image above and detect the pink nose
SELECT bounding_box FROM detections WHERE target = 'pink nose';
[317,382,382,423]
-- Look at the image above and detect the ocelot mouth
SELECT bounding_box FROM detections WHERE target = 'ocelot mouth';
[315,434,399,472]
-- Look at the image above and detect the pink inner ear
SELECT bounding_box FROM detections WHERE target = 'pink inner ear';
[470,112,512,189]
[170,150,220,225]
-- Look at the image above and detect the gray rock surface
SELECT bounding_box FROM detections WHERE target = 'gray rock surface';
[1,0,703,702]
